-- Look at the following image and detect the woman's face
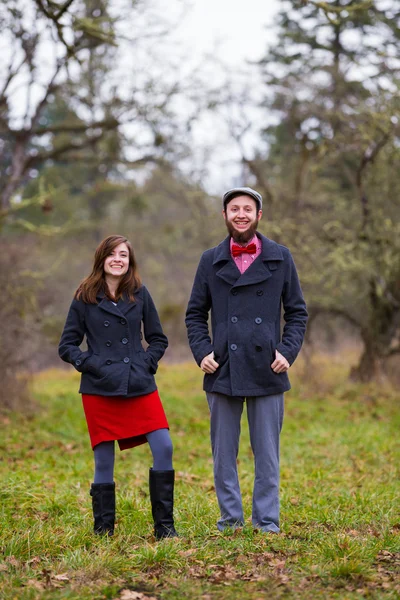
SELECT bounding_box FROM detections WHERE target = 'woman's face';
[104,242,130,278]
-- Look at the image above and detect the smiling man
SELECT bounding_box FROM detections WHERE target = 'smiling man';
[185,186,308,534]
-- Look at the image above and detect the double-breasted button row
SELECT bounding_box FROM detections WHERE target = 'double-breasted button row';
[106,338,129,347]
[230,289,263,296]
[104,318,127,326]
[231,316,262,324]
[230,316,262,324]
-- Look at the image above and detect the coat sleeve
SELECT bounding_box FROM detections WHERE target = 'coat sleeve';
[58,298,91,372]
[185,253,214,366]
[142,286,168,373]
[276,250,308,365]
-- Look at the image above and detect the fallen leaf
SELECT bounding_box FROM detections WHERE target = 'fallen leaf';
[26,579,45,591]
[118,590,157,600]
[26,556,41,566]
[179,548,197,557]
[53,573,69,582]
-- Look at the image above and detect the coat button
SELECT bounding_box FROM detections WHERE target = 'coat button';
[255,345,263,352]
[123,357,130,363]
[121,338,128,344]
[120,318,127,325]
[230,344,237,351]
[103,320,110,327]
[255,317,262,324]
[231,289,238,296]
[106,359,112,365]
[106,340,112,347]
[257,290,263,296]
[75,359,81,366]
[231,316,238,323]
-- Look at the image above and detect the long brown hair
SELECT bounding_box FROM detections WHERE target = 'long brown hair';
[76,235,141,303]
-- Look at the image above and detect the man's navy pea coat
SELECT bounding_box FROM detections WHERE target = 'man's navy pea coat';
[59,285,168,397]
[185,233,308,397]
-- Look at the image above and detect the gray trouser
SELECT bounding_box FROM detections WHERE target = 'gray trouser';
[206,392,284,533]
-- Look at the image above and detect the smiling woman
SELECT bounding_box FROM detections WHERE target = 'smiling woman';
[104,243,130,282]
[58,234,178,540]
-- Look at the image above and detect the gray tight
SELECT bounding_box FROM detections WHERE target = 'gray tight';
[93,428,173,484]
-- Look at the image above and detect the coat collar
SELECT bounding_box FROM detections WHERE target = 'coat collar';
[96,290,138,316]
[212,233,284,287]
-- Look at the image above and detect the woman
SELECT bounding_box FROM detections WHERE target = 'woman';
[59,234,178,539]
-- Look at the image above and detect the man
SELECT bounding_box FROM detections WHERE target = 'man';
[185,187,307,533]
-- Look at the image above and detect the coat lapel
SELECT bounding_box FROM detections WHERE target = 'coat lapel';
[118,295,138,316]
[233,234,284,288]
[213,237,241,286]
[213,233,284,288]
[97,292,137,316]
[97,296,123,317]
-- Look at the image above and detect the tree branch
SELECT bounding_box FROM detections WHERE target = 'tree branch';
[356,129,392,230]
[242,158,274,206]
[31,117,118,136]
[34,0,76,56]
[54,0,76,20]
[0,57,26,101]
[306,304,364,332]
[387,346,400,357]
[27,133,106,165]
[30,60,64,131]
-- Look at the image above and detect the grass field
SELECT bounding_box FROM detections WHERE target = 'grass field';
[0,356,399,599]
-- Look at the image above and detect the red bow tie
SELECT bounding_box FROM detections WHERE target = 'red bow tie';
[232,243,257,257]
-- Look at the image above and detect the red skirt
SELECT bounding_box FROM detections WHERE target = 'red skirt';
[82,390,169,451]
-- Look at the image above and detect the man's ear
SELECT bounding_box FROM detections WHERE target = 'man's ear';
[258,209,263,220]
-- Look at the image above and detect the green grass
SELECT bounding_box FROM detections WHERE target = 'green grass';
[1,356,399,599]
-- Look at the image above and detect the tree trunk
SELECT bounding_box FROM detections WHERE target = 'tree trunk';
[350,340,382,382]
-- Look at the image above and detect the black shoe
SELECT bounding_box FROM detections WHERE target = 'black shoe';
[149,469,178,540]
[90,482,115,536]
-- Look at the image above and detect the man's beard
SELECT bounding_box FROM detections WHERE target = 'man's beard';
[225,217,259,244]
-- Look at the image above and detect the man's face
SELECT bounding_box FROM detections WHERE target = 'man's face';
[223,195,262,243]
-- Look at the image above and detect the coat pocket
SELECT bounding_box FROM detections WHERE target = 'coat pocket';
[83,354,102,377]
[213,323,228,366]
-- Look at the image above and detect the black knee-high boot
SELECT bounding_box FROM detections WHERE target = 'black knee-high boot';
[149,469,178,539]
[90,483,115,536]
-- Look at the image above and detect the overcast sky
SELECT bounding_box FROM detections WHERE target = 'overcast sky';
[169,0,281,192]
[174,0,280,65]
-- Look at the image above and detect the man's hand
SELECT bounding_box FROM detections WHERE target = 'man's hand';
[271,350,290,373]
[200,351,219,374]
